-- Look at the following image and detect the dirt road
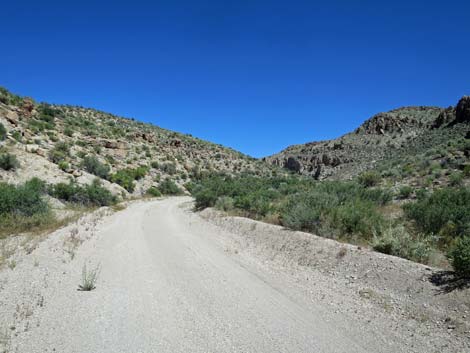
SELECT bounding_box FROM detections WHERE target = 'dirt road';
[2,197,466,352]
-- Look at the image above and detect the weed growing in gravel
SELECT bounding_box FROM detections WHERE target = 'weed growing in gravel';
[78,263,101,291]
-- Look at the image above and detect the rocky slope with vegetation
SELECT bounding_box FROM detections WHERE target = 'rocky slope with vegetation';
[0,87,276,192]
[265,96,470,187]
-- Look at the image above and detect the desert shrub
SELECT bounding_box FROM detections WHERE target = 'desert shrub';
[192,175,388,239]
[215,196,234,211]
[331,200,383,238]
[0,178,48,217]
[64,127,74,137]
[110,167,148,192]
[150,161,160,169]
[39,104,61,119]
[133,166,148,180]
[281,190,336,233]
[158,179,182,195]
[110,169,135,192]
[463,165,470,177]
[448,236,470,276]
[371,226,433,263]
[404,187,470,241]
[11,130,22,142]
[49,179,116,206]
[0,153,19,170]
[0,178,54,237]
[58,160,69,171]
[82,155,110,179]
[49,141,70,163]
[0,87,23,106]
[449,172,463,186]
[0,122,6,140]
[105,154,116,165]
[159,162,177,175]
[397,185,413,199]
[358,171,381,187]
[146,187,162,197]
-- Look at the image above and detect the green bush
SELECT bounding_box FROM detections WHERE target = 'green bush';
[158,179,182,195]
[146,187,162,197]
[215,196,235,212]
[397,185,413,199]
[449,172,463,186]
[358,171,381,187]
[159,162,177,175]
[110,169,137,192]
[0,153,20,170]
[192,175,389,239]
[58,160,69,171]
[463,165,470,178]
[448,236,470,276]
[0,122,6,140]
[404,187,470,241]
[49,179,116,206]
[281,190,336,232]
[331,200,383,238]
[133,166,148,180]
[64,127,74,137]
[371,226,433,263]
[0,178,49,217]
[82,155,110,179]
[49,142,70,163]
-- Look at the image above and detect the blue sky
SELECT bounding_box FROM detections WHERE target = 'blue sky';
[1,1,469,157]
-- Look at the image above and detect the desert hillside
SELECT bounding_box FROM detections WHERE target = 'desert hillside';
[265,96,470,188]
[0,87,277,198]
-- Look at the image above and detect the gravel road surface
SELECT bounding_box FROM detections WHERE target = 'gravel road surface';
[3,197,465,352]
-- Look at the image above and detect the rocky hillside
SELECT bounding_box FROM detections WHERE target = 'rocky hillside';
[0,87,277,197]
[265,96,470,187]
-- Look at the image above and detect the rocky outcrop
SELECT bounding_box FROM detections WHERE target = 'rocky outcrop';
[284,157,301,172]
[358,113,410,135]
[432,107,455,128]
[456,96,470,123]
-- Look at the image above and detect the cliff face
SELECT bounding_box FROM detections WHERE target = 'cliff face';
[265,97,470,180]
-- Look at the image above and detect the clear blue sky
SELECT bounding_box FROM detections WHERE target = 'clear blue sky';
[1,1,469,157]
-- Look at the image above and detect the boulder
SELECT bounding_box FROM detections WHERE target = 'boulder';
[36,149,46,157]
[25,144,40,153]
[4,110,19,126]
